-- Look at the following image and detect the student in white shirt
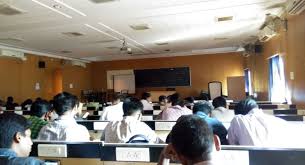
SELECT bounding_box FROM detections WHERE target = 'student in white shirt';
[158,115,221,165]
[211,96,234,123]
[228,98,289,146]
[140,92,154,110]
[100,94,124,121]
[37,92,90,141]
[102,97,162,143]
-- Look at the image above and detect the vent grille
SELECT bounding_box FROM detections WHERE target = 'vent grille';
[0,4,26,15]
[60,50,72,54]
[216,16,233,22]
[62,32,84,37]
[214,37,228,40]
[130,24,150,30]
[89,0,118,3]
[155,42,169,46]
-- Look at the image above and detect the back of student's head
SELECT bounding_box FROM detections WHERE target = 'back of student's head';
[158,95,167,103]
[212,96,227,108]
[193,101,214,115]
[0,113,31,148]
[171,115,214,161]
[30,100,51,118]
[234,98,258,115]
[141,92,151,100]
[6,96,14,104]
[184,96,195,104]
[53,92,77,116]
[113,93,123,102]
[123,97,143,116]
[168,93,180,105]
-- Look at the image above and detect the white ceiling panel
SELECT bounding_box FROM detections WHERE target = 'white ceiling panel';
[0,0,287,61]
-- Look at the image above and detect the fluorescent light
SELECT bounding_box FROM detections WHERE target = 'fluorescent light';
[31,0,72,18]
[84,24,120,40]
[54,0,86,16]
[86,24,146,52]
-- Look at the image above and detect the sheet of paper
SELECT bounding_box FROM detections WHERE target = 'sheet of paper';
[93,122,109,130]
[155,122,176,130]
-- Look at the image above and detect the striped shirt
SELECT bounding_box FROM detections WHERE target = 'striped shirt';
[37,116,90,141]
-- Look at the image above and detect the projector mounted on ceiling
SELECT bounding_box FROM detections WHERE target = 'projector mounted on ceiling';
[120,38,132,54]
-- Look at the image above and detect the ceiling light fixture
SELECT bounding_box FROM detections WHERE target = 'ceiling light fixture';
[31,0,72,18]
[85,24,146,53]
[84,24,120,40]
[53,0,86,16]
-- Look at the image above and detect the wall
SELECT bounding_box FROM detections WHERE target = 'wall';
[0,54,92,104]
[91,53,244,98]
[245,11,305,108]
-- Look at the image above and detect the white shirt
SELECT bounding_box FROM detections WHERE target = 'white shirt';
[102,116,159,143]
[141,99,154,110]
[228,108,289,146]
[37,116,90,141]
[100,102,123,121]
[211,107,235,123]
[161,105,192,121]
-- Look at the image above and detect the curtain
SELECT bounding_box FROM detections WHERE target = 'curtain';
[269,55,286,102]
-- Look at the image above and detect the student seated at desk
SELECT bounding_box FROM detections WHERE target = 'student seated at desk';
[158,115,221,165]
[27,100,52,139]
[141,92,154,110]
[100,93,124,121]
[211,96,234,123]
[228,98,288,146]
[102,97,162,143]
[0,113,44,165]
[5,96,18,110]
[161,93,192,121]
[37,92,90,141]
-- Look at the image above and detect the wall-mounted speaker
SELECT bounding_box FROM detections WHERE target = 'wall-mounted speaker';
[255,44,263,53]
[38,61,45,68]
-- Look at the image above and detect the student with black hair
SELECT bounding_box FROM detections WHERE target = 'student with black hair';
[192,101,228,145]
[5,96,18,110]
[211,96,234,122]
[141,92,154,110]
[158,115,221,165]
[27,100,52,139]
[161,93,192,120]
[102,97,162,143]
[228,98,288,146]
[0,113,44,164]
[37,92,90,141]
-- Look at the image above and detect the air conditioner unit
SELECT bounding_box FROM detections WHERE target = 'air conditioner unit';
[0,49,26,60]
[258,26,277,42]
[287,0,305,15]
[71,60,86,68]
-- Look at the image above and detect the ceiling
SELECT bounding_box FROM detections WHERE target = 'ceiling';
[0,0,287,62]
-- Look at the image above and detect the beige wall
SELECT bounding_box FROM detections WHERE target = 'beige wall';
[245,11,305,108]
[0,54,92,103]
[91,53,245,98]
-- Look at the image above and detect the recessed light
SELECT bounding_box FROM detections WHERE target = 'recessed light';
[31,0,72,18]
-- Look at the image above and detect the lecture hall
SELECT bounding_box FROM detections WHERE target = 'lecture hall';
[0,0,305,165]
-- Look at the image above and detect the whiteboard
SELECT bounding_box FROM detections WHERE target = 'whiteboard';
[209,81,222,100]
[113,74,135,94]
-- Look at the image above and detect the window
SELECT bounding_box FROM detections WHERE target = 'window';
[244,68,252,96]
[269,55,286,102]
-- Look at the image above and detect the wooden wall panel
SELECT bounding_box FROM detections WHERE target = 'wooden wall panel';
[246,11,305,108]
[91,53,244,98]
[0,54,92,103]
